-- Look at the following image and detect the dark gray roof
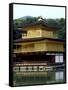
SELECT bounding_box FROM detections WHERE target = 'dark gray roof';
[19,20,58,29]
[14,37,65,43]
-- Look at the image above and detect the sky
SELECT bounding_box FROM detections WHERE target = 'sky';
[13,4,65,19]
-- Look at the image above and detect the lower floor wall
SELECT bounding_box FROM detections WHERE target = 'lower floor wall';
[13,66,52,72]
[13,52,65,72]
[13,64,65,72]
[13,53,64,65]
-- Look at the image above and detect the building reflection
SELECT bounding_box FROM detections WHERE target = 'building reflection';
[13,69,65,86]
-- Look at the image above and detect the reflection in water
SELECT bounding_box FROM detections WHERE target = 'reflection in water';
[13,69,65,86]
[55,71,64,81]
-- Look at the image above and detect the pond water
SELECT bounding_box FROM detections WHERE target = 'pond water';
[13,69,66,86]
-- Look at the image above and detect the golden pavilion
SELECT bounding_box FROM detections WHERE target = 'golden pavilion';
[13,18,65,72]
